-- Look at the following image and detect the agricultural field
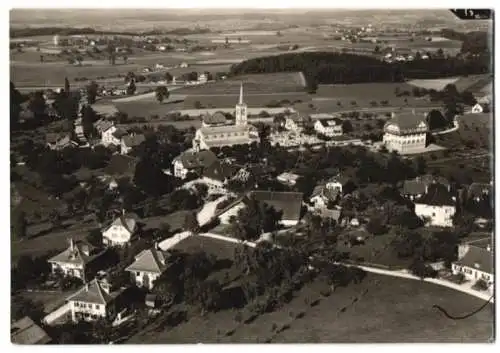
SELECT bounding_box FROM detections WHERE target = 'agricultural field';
[407,78,460,91]
[129,272,494,343]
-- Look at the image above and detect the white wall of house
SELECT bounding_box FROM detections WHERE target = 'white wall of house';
[101,126,121,146]
[70,300,108,322]
[102,225,133,246]
[50,262,85,279]
[325,181,343,193]
[383,131,427,154]
[313,120,343,137]
[415,203,456,227]
[451,263,494,285]
[201,177,226,194]
[472,104,483,114]
[281,219,299,227]
[129,270,161,289]
[121,141,132,155]
[173,160,189,179]
[310,195,327,209]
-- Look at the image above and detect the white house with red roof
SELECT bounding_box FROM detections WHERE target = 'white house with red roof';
[125,246,171,289]
[48,239,106,281]
[66,278,123,322]
[102,213,139,246]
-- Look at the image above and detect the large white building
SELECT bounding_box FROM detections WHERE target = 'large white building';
[414,183,456,227]
[314,118,343,137]
[193,84,260,150]
[383,113,428,154]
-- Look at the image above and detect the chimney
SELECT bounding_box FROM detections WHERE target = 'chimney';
[69,238,74,251]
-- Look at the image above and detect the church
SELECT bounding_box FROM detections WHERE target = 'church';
[193,84,260,150]
[382,112,428,154]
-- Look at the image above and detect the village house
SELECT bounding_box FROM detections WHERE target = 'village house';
[276,172,301,187]
[48,239,107,281]
[201,160,239,194]
[452,244,493,290]
[401,175,451,200]
[102,213,139,246]
[66,278,124,323]
[414,183,456,227]
[383,113,428,154]
[46,133,78,151]
[218,190,304,227]
[467,182,492,202]
[11,317,52,345]
[95,119,127,147]
[324,174,350,195]
[172,149,218,179]
[309,184,341,209]
[121,133,146,155]
[125,246,171,289]
[313,118,343,137]
[471,103,484,114]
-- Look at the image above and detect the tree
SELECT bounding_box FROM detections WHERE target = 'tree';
[164,72,173,83]
[10,82,24,129]
[81,105,97,138]
[127,79,137,95]
[155,85,169,104]
[86,229,103,247]
[75,55,83,66]
[426,109,448,131]
[86,81,99,104]
[414,156,427,175]
[64,77,70,96]
[366,216,388,235]
[306,78,318,94]
[27,91,47,119]
[183,212,200,233]
[123,55,128,64]
[11,210,27,239]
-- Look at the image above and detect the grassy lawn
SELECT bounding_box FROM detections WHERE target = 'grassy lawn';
[172,235,242,261]
[142,210,192,233]
[128,273,494,343]
[182,92,310,109]
[19,288,79,313]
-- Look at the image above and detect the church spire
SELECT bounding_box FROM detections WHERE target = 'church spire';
[239,82,243,105]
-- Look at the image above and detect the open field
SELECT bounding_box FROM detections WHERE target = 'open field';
[436,112,492,150]
[129,272,494,343]
[407,78,460,91]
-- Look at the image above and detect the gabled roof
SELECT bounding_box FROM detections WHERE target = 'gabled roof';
[103,155,138,177]
[125,248,171,274]
[174,149,218,170]
[203,160,239,182]
[402,175,450,196]
[105,215,137,234]
[94,119,114,133]
[468,182,492,199]
[455,246,493,275]
[11,317,51,345]
[67,279,114,305]
[384,114,428,133]
[310,184,325,198]
[112,128,128,139]
[317,118,342,127]
[249,190,303,222]
[200,124,252,135]
[48,240,104,266]
[415,183,455,207]
[122,134,146,148]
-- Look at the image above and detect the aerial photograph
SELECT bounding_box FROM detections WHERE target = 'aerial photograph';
[9,8,494,344]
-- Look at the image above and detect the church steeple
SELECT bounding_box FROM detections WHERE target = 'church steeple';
[239,82,243,105]
[235,82,247,126]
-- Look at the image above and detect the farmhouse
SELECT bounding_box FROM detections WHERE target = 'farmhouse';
[125,246,171,289]
[382,113,428,154]
[48,238,106,281]
[11,317,52,345]
[310,184,340,209]
[314,118,343,137]
[102,213,139,246]
[121,133,146,155]
[46,134,78,151]
[172,149,218,179]
[452,244,493,289]
[193,84,260,150]
[414,183,456,227]
[66,278,124,323]
[401,175,451,200]
[218,191,304,227]
[471,103,484,114]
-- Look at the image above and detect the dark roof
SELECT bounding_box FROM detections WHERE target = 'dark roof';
[402,175,450,196]
[468,183,492,199]
[455,246,493,274]
[122,134,146,148]
[249,191,303,222]
[125,248,171,273]
[48,239,105,266]
[318,118,342,127]
[67,279,117,305]
[94,119,114,133]
[174,149,218,170]
[104,155,138,177]
[384,114,428,133]
[415,183,455,206]
[203,161,239,182]
[112,128,128,139]
[11,317,52,345]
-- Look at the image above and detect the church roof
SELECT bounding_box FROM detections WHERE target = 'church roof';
[199,124,251,135]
